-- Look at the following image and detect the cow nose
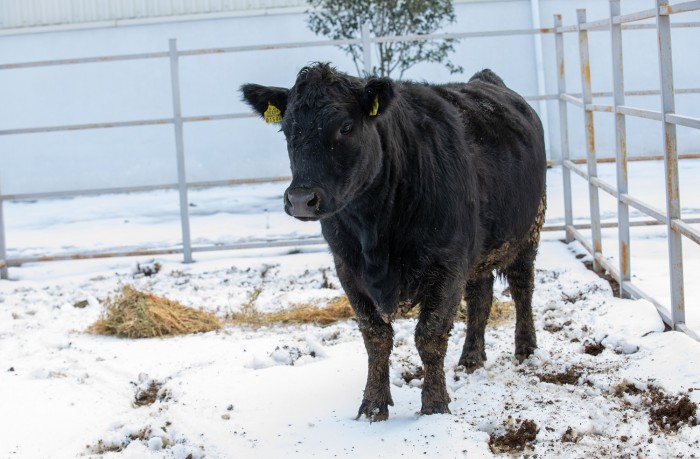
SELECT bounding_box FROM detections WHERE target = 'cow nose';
[285,187,320,218]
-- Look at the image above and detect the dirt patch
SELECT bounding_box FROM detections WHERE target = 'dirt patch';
[612,381,644,397]
[537,366,584,385]
[647,387,698,433]
[489,418,538,453]
[133,380,168,407]
[401,366,424,385]
[583,340,605,356]
[613,382,698,433]
[91,427,152,453]
[560,426,579,443]
[87,284,222,338]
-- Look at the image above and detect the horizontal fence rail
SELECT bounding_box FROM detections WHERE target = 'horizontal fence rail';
[0,1,699,342]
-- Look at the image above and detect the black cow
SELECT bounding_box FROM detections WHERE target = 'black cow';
[241,63,546,421]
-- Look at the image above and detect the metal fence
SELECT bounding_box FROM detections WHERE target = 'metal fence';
[0,1,699,339]
[554,0,700,340]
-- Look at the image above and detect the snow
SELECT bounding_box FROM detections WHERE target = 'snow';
[1,162,700,458]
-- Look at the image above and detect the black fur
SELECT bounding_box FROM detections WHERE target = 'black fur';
[240,63,546,420]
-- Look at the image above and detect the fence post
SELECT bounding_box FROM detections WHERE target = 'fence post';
[361,22,372,76]
[609,0,631,298]
[0,191,7,280]
[554,14,573,243]
[576,9,603,273]
[655,0,685,327]
[169,38,193,264]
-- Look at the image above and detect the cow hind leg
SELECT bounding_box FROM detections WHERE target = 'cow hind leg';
[458,273,494,372]
[505,245,538,363]
[415,280,462,415]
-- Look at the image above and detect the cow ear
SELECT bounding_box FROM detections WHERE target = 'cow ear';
[240,84,289,124]
[361,78,394,118]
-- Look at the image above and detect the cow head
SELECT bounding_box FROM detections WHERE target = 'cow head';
[241,63,394,221]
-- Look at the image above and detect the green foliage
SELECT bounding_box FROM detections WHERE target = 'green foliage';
[307,0,463,78]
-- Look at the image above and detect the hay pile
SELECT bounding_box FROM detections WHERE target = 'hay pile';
[230,294,514,328]
[231,295,355,327]
[88,285,222,338]
[397,297,515,326]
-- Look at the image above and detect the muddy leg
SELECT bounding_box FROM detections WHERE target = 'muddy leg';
[458,273,494,372]
[356,314,394,421]
[506,246,538,363]
[415,281,461,415]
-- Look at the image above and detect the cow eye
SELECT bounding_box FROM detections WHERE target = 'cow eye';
[339,121,353,136]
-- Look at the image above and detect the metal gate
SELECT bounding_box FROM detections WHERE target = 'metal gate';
[553,0,700,339]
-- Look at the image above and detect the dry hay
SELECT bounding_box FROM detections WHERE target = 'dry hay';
[88,284,222,338]
[231,295,355,327]
[399,297,515,327]
[230,292,514,328]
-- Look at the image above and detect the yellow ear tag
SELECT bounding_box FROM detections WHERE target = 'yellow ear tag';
[264,102,282,123]
[369,95,379,116]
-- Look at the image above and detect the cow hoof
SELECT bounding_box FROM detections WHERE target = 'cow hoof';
[458,351,486,373]
[420,402,451,415]
[515,345,537,364]
[356,399,390,422]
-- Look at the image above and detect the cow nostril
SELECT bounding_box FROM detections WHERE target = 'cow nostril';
[307,193,319,209]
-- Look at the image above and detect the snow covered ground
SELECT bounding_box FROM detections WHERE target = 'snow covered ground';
[1,161,699,458]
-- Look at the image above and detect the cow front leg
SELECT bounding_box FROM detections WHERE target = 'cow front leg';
[458,273,494,372]
[415,284,461,415]
[356,316,394,421]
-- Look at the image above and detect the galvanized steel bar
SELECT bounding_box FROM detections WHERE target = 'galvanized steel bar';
[586,103,614,112]
[544,217,700,233]
[661,0,700,15]
[5,237,328,266]
[0,113,256,137]
[554,14,573,243]
[611,7,658,24]
[656,0,685,327]
[610,0,631,298]
[0,192,7,279]
[361,23,372,75]
[564,160,668,223]
[0,51,170,70]
[616,106,664,121]
[1,176,293,202]
[577,9,603,273]
[665,113,700,129]
[579,18,610,30]
[672,219,700,246]
[0,117,174,136]
[169,39,193,264]
[560,93,584,107]
[176,37,363,57]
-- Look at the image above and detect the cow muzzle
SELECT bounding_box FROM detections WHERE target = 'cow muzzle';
[285,187,323,221]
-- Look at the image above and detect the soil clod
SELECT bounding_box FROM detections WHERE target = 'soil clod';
[489,418,538,453]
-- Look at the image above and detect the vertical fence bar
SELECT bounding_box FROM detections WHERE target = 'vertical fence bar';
[169,38,193,264]
[361,22,372,76]
[656,0,685,326]
[0,193,8,280]
[577,9,603,273]
[609,0,631,298]
[554,14,574,243]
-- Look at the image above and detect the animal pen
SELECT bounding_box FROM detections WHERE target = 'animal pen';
[0,0,699,341]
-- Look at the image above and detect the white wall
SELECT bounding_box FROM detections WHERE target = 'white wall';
[0,0,698,195]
